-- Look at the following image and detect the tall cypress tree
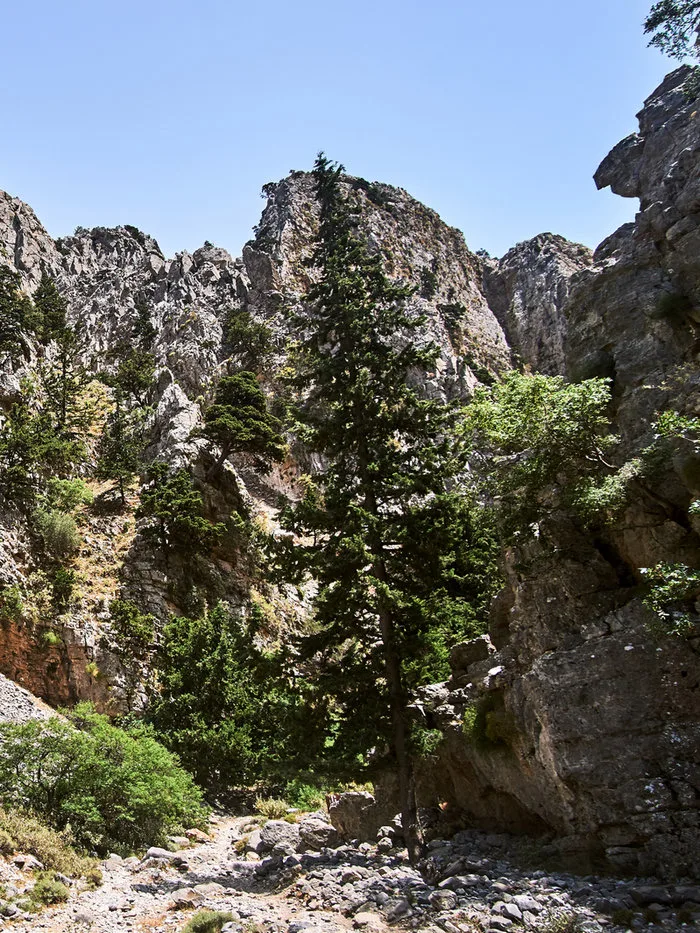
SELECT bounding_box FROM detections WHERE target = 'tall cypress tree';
[280,155,493,863]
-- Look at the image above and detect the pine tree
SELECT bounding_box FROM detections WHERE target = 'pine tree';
[279,155,492,863]
[95,395,148,504]
[0,266,36,362]
[199,371,286,480]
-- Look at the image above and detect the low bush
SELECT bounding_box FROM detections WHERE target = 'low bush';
[30,874,70,906]
[0,808,93,876]
[254,797,288,820]
[0,705,208,855]
[34,509,80,557]
[181,910,235,933]
[0,584,23,623]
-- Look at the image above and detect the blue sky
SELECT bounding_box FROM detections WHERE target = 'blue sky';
[0,0,671,259]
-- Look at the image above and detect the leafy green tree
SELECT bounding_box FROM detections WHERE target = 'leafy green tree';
[462,372,617,538]
[278,154,491,862]
[0,704,207,854]
[222,307,274,372]
[137,462,225,561]
[104,343,156,408]
[148,602,307,792]
[199,372,286,479]
[645,1,700,59]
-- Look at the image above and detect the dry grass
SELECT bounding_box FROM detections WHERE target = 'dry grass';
[0,809,95,878]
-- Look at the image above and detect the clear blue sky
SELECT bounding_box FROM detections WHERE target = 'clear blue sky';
[0,0,672,259]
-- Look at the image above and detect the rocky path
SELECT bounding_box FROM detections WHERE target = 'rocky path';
[4,816,699,933]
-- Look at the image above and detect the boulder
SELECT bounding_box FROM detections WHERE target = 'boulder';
[299,817,340,851]
[259,819,301,853]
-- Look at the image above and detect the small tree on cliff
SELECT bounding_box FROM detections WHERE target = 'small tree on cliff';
[279,154,490,863]
[199,372,286,480]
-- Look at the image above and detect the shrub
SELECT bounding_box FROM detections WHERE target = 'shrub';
[45,477,93,512]
[34,509,80,557]
[283,778,327,811]
[108,599,156,660]
[30,874,70,906]
[40,630,63,648]
[51,567,76,612]
[0,809,93,876]
[0,584,23,623]
[0,706,207,855]
[181,911,235,933]
[254,797,288,820]
[641,561,700,637]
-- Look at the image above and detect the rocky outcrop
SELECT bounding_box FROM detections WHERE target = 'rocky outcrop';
[483,234,592,375]
[407,68,700,881]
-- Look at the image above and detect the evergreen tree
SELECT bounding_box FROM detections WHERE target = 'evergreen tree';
[279,154,492,862]
[148,602,305,792]
[199,371,286,480]
[34,273,68,344]
[137,462,225,560]
[95,396,148,504]
[0,266,35,361]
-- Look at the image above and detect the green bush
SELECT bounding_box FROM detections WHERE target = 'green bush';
[45,477,93,512]
[0,584,23,623]
[34,509,80,557]
[182,911,235,933]
[283,778,327,811]
[30,874,70,906]
[641,561,700,637]
[0,705,207,855]
[0,809,94,876]
[108,599,156,660]
[51,567,76,612]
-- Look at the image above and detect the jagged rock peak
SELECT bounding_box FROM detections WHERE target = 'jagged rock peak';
[483,232,593,375]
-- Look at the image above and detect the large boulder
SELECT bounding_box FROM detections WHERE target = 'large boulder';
[259,819,300,853]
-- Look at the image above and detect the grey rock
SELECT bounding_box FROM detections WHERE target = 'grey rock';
[260,819,301,852]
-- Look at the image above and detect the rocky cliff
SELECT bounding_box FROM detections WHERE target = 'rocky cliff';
[0,69,698,880]
[413,67,700,881]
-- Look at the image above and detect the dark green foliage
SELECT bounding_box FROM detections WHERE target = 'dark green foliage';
[279,154,493,860]
[199,372,286,478]
[108,599,156,660]
[104,345,156,408]
[0,585,23,623]
[149,602,307,792]
[123,224,146,246]
[96,399,149,503]
[137,462,225,560]
[34,274,67,344]
[644,1,700,59]
[438,301,467,349]
[133,298,156,345]
[51,567,76,613]
[0,704,207,855]
[0,397,48,501]
[223,307,274,371]
[641,561,700,636]
[0,265,36,360]
[35,279,90,448]
[419,266,438,299]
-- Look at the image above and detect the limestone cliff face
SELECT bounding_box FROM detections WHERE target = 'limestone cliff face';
[0,69,698,879]
[416,68,700,881]
[0,168,511,709]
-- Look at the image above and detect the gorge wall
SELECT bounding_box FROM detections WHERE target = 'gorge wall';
[0,69,698,879]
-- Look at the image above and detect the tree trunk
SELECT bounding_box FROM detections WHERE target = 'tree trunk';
[376,596,423,865]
